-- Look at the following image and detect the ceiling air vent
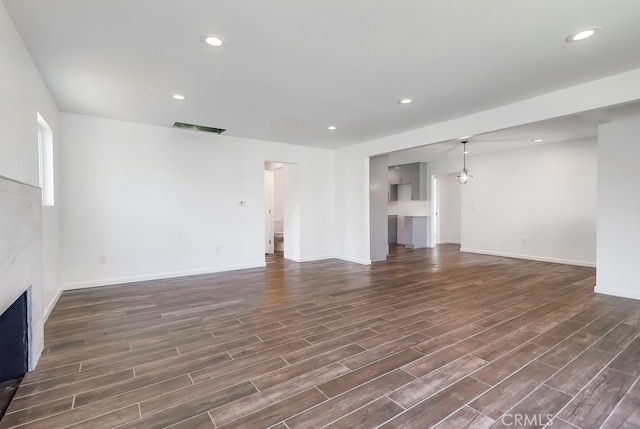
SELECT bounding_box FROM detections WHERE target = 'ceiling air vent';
[172,122,226,134]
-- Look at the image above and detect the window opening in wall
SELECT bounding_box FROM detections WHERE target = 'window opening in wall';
[37,112,54,206]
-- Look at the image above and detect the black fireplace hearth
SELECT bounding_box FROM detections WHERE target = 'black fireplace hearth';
[0,292,29,383]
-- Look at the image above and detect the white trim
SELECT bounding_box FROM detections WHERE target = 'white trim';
[62,262,267,290]
[284,254,336,263]
[594,286,640,301]
[334,255,372,265]
[439,240,461,245]
[44,287,63,322]
[26,286,35,371]
[460,248,596,268]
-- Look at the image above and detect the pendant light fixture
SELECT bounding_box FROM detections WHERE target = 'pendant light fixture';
[456,140,473,185]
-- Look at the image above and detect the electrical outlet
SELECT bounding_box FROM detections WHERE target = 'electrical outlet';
[216,246,221,254]
[521,238,527,245]
[98,254,106,264]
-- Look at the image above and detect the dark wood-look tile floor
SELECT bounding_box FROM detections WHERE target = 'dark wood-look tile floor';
[0,379,21,421]
[2,245,640,428]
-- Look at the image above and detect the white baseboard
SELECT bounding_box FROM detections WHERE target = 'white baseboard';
[284,255,335,263]
[594,286,640,301]
[334,255,372,265]
[439,240,461,245]
[460,248,596,268]
[285,254,372,265]
[44,287,63,322]
[62,262,267,290]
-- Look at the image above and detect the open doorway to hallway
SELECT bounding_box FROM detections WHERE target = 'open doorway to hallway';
[264,161,301,261]
[265,162,285,255]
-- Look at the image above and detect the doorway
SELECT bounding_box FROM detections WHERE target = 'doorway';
[431,172,461,245]
[264,162,285,255]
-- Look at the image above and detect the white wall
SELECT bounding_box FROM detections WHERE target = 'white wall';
[457,138,597,266]
[273,167,284,225]
[427,158,460,248]
[369,154,388,261]
[60,113,335,288]
[0,2,62,368]
[596,113,640,299]
[437,173,461,244]
[283,163,301,261]
[334,68,640,267]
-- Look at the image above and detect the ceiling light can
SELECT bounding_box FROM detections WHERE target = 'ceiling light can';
[204,35,223,47]
[566,27,600,43]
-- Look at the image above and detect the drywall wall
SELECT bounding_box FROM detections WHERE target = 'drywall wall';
[454,138,597,266]
[60,113,335,288]
[369,154,388,261]
[424,138,596,264]
[436,173,461,244]
[273,167,284,226]
[283,163,301,261]
[0,2,62,368]
[427,158,461,248]
[334,68,640,266]
[596,113,640,299]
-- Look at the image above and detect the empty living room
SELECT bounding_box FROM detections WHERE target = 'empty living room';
[1,1,640,428]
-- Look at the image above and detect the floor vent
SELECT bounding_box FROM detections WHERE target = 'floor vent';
[172,122,226,134]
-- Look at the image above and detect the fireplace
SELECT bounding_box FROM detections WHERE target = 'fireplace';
[0,291,29,382]
[0,290,29,419]
[1,175,45,389]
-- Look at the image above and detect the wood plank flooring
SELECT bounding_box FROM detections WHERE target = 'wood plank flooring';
[0,379,21,421]
[2,244,640,428]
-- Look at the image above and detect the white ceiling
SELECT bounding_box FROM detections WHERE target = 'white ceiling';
[387,98,640,164]
[387,114,599,164]
[4,0,640,149]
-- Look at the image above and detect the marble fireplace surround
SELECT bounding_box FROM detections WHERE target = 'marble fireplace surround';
[0,175,44,370]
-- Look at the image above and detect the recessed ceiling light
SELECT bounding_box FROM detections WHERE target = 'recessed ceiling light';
[172,94,186,100]
[565,27,600,43]
[204,35,224,47]
[328,126,337,130]
[533,138,543,143]
[399,98,413,104]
